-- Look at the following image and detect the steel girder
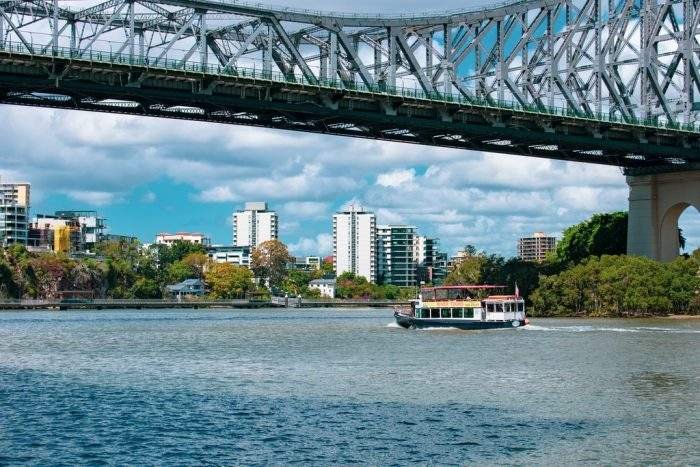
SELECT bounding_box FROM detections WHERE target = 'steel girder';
[0,0,698,123]
[0,50,697,174]
[0,0,699,168]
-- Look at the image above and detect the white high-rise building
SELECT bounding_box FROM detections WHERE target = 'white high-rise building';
[233,202,278,248]
[333,207,376,282]
[0,181,30,246]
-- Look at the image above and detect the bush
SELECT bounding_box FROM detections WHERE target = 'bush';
[531,255,700,317]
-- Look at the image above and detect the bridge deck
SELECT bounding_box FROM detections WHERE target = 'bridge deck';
[1,41,698,173]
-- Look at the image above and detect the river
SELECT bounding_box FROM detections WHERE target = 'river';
[0,309,698,465]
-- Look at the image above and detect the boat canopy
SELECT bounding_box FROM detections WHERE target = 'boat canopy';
[420,285,507,300]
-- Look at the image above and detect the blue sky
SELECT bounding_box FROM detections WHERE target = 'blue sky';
[1,0,699,257]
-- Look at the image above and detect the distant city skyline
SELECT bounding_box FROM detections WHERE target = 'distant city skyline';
[8,165,700,259]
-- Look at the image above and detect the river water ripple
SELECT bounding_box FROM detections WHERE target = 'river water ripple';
[0,309,698,465]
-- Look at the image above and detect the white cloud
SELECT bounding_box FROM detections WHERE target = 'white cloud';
[279,221,300,234]
[197,186,238,202]
[281,201,329,219]
[555,186,627,212]
[375,208,406,225]
[65,190,118,206]
[4,95,696,257]
[376,168,415,187]
[289,233,332,256]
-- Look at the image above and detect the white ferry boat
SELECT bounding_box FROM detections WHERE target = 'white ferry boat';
[394,285,529,330]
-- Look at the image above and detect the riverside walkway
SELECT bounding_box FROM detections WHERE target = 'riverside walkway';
[0,298,408,310]
[0,299,269,311]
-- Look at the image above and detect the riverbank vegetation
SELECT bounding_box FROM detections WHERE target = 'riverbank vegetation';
[1,211,698,316]
[531,254,700,317]
[443,211,700,317]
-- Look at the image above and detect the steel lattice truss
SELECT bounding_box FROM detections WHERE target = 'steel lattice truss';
[1,0,698,122]
[1,0,700,172]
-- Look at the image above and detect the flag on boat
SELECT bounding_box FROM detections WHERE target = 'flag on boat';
[514,283,520,298]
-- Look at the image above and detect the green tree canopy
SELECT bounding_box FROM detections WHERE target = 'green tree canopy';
[531,255,700,317]
[205,263,254,299]
[444,254,485,285]
[149,241,207,269]
[166,260,195,284]
[181,252,210,279]
[0,258,18,298]
[131,277,162,299]
[552,211,628,267]
[281,269,313,297]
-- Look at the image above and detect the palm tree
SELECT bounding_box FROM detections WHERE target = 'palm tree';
[679,228,687,251]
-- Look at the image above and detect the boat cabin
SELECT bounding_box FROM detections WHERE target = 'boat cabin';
[415,285,525,322]
[395,285,528,329]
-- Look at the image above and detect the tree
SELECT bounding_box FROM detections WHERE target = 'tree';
[335,272,374,299]
[551,211,628,267]
[104,257,138,298]
[679,228,687,251]
[530,255,700,317]
[2,244,33,298]
[166,260,195,284]
[155,241,206,267]
[131,277,162,299]
[205,263,254,298]
[0,259,18,298]
[481,255,541,300]
[97,239,141,264]
[181,252,210,279]
[251,240,293,288]
[282,269,312,296]
[318,257,335,277]
[444,254,485,285]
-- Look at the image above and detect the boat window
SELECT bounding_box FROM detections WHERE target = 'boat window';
[452,308,463,318]
[464,308,474,318]
[430,309,440,318]
[448,289,468,300]
[487,303,495,312]
[441,309,451,318]
[505,302,512,312]
[497,303,505,312]
[518,302,525,312]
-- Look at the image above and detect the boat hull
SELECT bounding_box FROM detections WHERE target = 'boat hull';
[394,312,526,330]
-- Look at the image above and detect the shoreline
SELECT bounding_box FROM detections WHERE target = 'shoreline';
[0,300,408,311]
[0,304,698,318]
[529,314,700,319]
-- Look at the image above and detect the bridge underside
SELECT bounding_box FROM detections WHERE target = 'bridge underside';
[1,51,699,174]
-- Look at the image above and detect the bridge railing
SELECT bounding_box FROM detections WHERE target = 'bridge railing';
[2,39,699,134]
[197,0,524,20]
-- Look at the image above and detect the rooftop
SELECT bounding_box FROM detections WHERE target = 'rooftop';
[157,232,206,236]
[310,279,337,286]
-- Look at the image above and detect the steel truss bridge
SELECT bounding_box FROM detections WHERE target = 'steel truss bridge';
[1,0,700,173]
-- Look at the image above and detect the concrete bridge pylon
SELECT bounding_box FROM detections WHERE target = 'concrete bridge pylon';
[627,171,700,262]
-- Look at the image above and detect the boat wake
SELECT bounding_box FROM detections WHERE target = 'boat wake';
[386,322,402,328]
[524,324,700,334]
